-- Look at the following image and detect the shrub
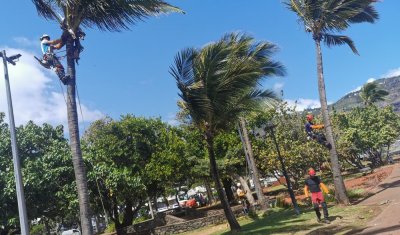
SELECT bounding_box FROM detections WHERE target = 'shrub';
[30,224,46,235]
[275,195,290,208]
[104,222,116,233]
[247,209,259,219]
[347,188,365,200]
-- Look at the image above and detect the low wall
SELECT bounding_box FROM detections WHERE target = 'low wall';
[154,206,243,235]
[117,213,166,235]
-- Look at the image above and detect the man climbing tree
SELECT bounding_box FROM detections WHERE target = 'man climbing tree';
[305,114,331,149]
[31,1,183,234]
[38,34,70,84]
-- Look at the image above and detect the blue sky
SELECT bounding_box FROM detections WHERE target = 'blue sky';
[0,0,399,128]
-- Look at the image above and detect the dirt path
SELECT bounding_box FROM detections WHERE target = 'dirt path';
[357,163,400,234]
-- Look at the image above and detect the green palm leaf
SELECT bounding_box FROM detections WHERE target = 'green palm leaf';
[323,34,358,54]
[31,0,184,31]
[286,0,378,53]
[170,32,284,132]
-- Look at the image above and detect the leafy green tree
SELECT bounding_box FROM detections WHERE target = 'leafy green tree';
[83,116,193,229]
[250,103,328,189]
[31,1,182,233]
[333,106,400,168]
[360,82,389,106]
[170,32,285,231]
[0,115,77,233]
[286,0,379,204]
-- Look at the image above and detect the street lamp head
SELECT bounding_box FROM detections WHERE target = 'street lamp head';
[6,54,22,66]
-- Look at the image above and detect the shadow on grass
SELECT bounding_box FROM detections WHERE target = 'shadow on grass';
[219,208,322,235]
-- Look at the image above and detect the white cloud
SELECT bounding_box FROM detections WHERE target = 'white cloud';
[346,67,400,95]
[13,37,37,47]
[382,67,400,78]
[366,78,375,83]
[348,77,376,94]
[0,47,104,128]
[285,98,321,111]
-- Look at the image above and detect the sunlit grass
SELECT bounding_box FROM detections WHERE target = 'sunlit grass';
[182,204,376,235]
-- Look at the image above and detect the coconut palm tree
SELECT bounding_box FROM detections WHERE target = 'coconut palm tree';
[31,1,182,234]
[360,82,389,106]
[286,0,379,205]
[170,32,285,231]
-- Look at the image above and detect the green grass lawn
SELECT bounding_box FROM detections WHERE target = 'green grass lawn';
[184,204,378,235]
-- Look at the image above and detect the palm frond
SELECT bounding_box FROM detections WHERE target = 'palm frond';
[170,48,196,89]
[31,0,64,22]
[323,34,359,55]
[348,4,378,23]
[170,48,213,126]
[360,82,389,105]
[32,0,183,32]
[286,0,379,50]
[157,3,185,14]
[80,0,183,31]
[170,32,284,132]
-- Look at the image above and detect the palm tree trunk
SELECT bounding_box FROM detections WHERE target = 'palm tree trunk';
[239,118,268,210]
[205,133,241,231]
[66,39,94,235]
[315,40,349,205]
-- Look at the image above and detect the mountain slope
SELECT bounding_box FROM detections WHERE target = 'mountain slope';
[320,75,400,112]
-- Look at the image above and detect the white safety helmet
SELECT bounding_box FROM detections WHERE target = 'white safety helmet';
[40,34,50,41]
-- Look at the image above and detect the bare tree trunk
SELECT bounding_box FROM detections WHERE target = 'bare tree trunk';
[315,40,349,205]
[205,133,241,231]
[66,39,94,235]
[233,173,255,205]
[204,179,214,205]
[239,118,268,210]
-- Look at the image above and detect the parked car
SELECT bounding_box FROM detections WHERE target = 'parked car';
[61,229,80,235]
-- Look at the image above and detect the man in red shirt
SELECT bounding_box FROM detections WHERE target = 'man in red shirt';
[304,168,330,223]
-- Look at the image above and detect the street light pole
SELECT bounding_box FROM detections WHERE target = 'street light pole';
[1,50,29,235]
[266,123,300,215]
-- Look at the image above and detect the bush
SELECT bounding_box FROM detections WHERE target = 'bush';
[104,222,115,234]
[324,188,336,203]
[247,209,259,219]
[275,195,290,208]
[347,188,365,200]
[31,224,46,235]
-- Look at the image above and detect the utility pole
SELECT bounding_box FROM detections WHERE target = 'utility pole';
[238,118,268,210]
[1,50,29,234]
[266,123,300,215]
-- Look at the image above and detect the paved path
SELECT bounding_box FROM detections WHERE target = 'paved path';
[359,163,400,235]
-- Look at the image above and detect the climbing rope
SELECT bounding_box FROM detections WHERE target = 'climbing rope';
[58,79,68,104]
[75,82,86,133]
[57,78,86,134]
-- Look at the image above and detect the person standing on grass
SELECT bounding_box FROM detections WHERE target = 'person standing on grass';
[304,168,330,224]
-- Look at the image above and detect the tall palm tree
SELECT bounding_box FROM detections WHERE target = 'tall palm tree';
[31,1,182,234]
[286,0,379,205]
[170,32,285,231]
[360,82,389,106]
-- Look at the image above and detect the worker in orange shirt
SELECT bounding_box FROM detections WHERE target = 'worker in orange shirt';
[304,168,330,224]
[305,114,331,149]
